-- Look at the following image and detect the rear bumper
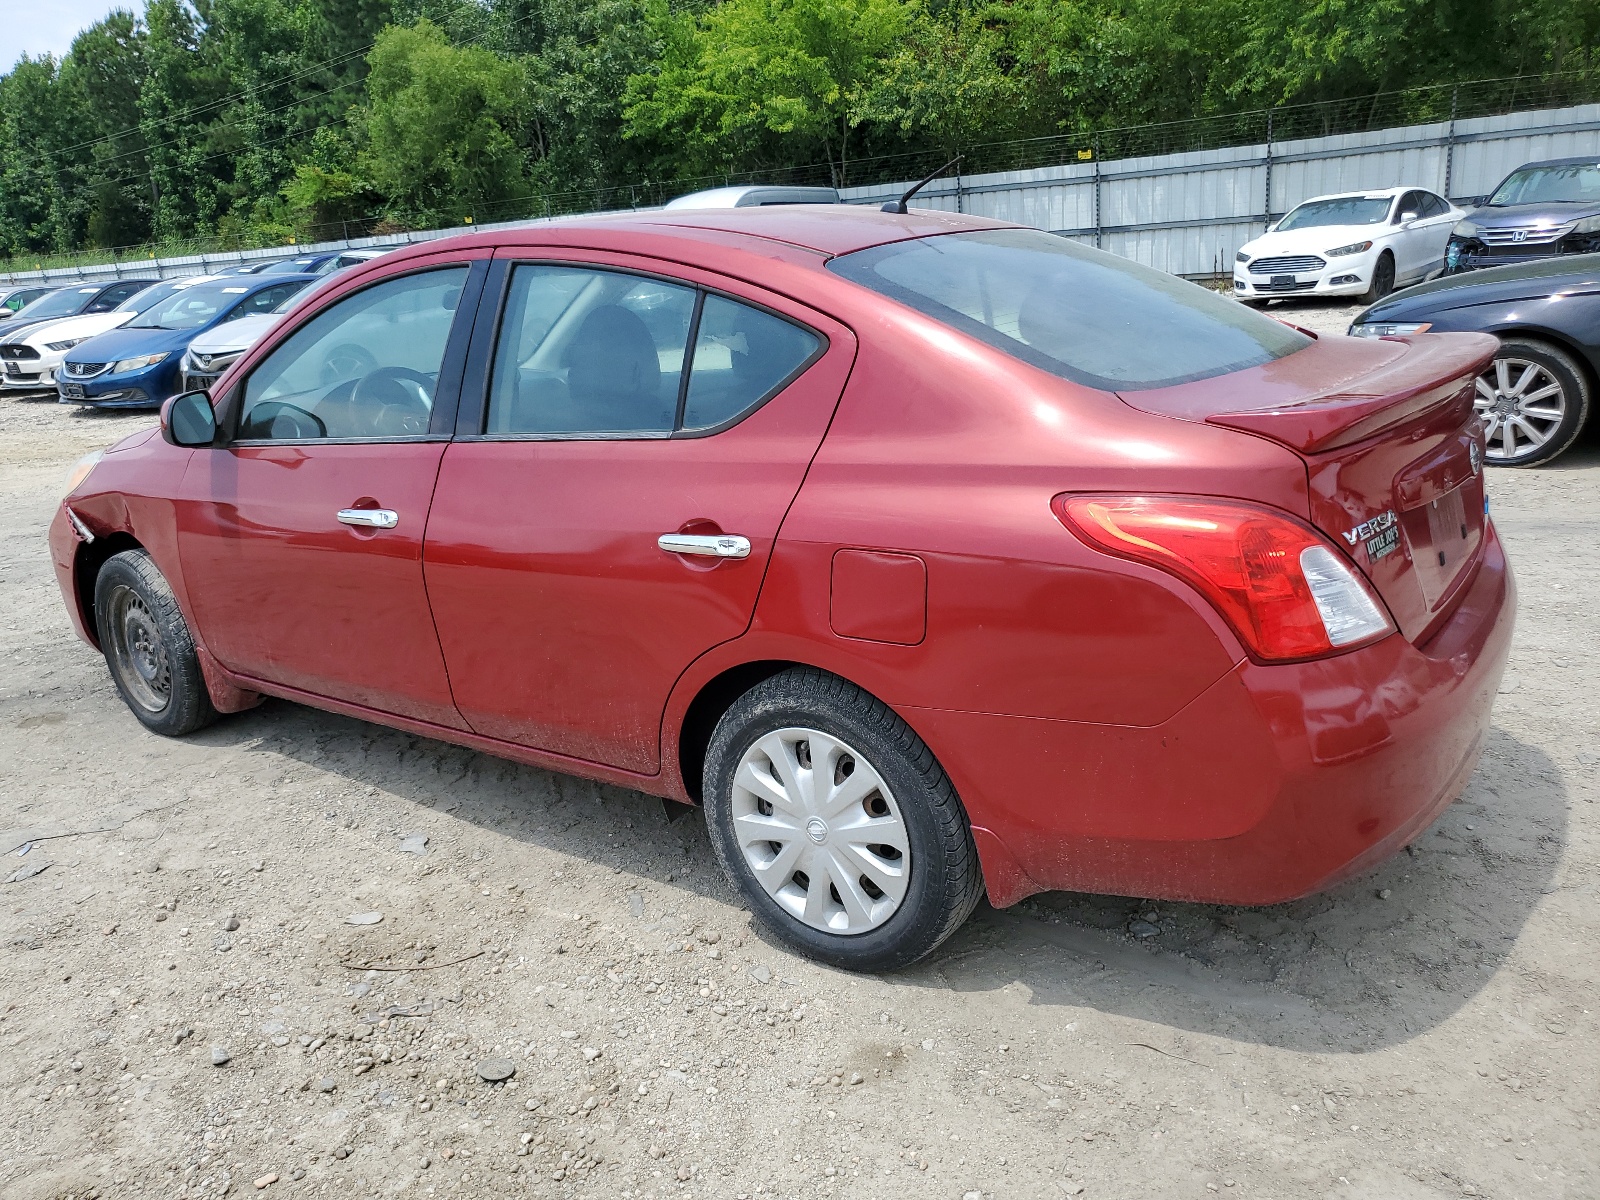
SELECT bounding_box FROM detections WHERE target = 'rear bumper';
[911,522,1516,907]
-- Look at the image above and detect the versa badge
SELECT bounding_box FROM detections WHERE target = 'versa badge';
[1343,509,1400,562]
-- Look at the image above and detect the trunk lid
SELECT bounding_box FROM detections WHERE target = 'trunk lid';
[1118,332,1499,641]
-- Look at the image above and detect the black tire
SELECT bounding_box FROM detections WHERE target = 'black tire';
[1359,252,1395,305]
[1477,339,1593,467]
[703,667,983,972]
[93,549,219,737]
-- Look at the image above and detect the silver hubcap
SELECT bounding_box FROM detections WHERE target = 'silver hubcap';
[107,584,171,713]
[1475,357,1566,460]
[731,728,910,935]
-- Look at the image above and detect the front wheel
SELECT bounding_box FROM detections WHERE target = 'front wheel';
[1359,252,1395,305]
[703,668,983,972]
[1475,339,1592,467]
[94,550,219,736]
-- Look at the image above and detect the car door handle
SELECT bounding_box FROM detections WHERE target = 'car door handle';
[657,532,751,559]
[337,508,399,529]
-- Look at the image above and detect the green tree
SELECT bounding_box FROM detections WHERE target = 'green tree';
[623,0,912,184]
[360,19,530,226]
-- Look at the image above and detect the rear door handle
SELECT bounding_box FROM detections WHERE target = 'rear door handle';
[658,532,750,559]
[338,509,399,529]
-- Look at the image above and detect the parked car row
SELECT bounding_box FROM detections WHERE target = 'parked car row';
[1233,156,1600,467]
[0,248,395,409]
[1235,157,1600,307]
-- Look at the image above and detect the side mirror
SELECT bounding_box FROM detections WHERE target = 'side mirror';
[1400,211,1419,225]
[163,390,218,447]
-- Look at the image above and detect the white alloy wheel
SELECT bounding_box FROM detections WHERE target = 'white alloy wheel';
[730,727,910,934]
[1475,355,1568,461]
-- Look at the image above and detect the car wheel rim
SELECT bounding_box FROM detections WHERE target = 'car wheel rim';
[1474,357,1567,460]
[108,584,171,713]
[730,727,910,936]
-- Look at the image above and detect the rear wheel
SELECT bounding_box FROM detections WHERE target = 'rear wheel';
[1359,252,1395,305]
[94,550,218,736]
[1474,339,1591,467]
[703,668,983,972]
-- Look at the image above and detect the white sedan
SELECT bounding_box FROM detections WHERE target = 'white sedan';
[1233,187,1463,306]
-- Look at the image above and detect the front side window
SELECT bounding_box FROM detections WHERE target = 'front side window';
[238,267,467,441]
[1277,197,1393,230]
[96,281,149,310]
[829,228,1308,391]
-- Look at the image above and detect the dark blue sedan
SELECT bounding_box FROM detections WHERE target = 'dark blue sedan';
[58,275,314,409]
[1351,252,1599,466]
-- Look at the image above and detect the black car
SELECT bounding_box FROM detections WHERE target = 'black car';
[1446,156,1600,273]
[0,277,159,344]
[1350,253,1598,466]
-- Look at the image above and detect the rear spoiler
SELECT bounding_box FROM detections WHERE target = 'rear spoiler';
[1205,332,1498,454]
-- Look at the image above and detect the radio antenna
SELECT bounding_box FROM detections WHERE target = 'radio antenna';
[882,155,964,214]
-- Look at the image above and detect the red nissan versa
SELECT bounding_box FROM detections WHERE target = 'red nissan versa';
[51,207,1515,971]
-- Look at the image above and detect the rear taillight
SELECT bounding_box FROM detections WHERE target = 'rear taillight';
[1053,495,1394,662]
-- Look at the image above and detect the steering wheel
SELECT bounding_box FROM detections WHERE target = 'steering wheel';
[349,366,435,436]
[320,343,378,387]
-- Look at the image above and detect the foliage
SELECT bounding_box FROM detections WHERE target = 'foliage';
[0,0,1596,261]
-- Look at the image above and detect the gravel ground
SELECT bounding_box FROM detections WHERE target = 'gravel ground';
[2,309,1597,1200]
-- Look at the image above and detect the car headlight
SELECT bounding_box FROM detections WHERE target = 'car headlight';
[1349,321,1432,338]
[1452,219,1480,238]
[1571,215,1600,236]
[45,337,87,352]
[113,352,168,373]
[1326,241,1374,257]
[1235,251,1251,264]
[65,450,103,496]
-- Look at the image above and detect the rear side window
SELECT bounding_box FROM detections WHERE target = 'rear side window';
[486,265,820,437]
[682,295,820,430]
[829,228,1309,391]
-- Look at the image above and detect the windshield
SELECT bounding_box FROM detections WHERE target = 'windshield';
[15,287,98,321]
[1489,163,1600,206]
[1276,197,1392,229]
[114,282,177,314]
[829,228,1308,391]
[126,282,247,330]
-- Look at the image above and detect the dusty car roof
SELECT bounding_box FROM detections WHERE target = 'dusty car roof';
[485,204,1019,259]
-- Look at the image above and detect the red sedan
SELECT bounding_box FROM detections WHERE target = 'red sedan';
[51,207,1514,971]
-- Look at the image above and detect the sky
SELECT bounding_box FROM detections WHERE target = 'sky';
[3,0,127,66]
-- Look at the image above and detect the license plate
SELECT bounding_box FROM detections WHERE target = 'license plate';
[1270,275,1296,287]
[4,362,18,376]
[62,382,85,399]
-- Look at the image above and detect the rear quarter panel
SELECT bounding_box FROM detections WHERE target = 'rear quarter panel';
[739,299,1315,730]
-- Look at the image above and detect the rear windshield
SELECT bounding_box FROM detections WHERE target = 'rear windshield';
[828,228,1309,391]
[1488,163,1600,206]
[1277,197,1392,229]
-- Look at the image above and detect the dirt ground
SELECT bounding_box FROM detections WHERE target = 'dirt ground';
[1,298,1596,1200]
